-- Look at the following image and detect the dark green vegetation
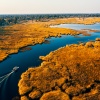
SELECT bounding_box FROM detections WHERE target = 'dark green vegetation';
[0,14,100,26]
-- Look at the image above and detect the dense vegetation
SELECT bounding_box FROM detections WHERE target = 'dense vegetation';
[19,39,100,100]
[0,14,100,26]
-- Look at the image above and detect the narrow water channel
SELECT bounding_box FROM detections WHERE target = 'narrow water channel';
[0,23,100,100]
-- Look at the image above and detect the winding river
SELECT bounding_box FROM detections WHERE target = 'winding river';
[0,23,100,100]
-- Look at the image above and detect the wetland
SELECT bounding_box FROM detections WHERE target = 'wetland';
[0,17,100,100]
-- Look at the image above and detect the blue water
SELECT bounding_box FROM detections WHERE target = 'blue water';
[51,23,100,30]
[0,23,100,100]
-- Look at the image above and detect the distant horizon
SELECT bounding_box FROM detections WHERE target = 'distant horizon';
[0,13,100,15]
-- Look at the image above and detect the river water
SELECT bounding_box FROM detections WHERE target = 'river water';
[0,23,100,100]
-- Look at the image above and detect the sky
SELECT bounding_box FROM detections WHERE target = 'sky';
[0,0,100,14]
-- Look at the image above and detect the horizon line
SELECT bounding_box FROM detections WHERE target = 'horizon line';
[0,13,100,15]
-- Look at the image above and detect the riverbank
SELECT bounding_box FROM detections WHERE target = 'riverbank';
[0,17,100,62]
[18,38,100,100]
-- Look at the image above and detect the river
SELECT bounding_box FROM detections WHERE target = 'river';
[0,23,100,100]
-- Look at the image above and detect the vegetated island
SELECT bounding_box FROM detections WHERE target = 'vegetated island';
[0,17,100,62]
[18,38,100,100]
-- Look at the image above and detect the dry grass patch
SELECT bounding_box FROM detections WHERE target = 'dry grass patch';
[18,38,100,100]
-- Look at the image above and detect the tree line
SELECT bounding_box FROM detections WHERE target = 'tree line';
[0,14,100,26]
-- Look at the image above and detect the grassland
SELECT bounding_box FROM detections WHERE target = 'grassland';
[0,17,100,62]
[18,38,100,100]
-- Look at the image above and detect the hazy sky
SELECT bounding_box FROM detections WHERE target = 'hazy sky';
[0,0,100,14]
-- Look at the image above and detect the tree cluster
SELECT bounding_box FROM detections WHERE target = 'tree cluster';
[0,14,100,26]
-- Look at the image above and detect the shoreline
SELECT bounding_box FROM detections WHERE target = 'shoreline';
[0,17,100,62]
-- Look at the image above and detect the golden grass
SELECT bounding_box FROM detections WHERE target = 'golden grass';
[18,39,100,100]
[0,17,100,62]
[40,90,70,100]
